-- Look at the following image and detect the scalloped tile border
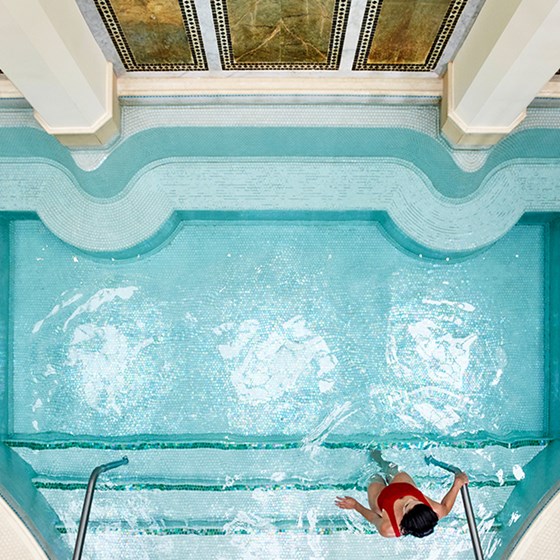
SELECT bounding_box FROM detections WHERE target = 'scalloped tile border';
[1,156,560,254]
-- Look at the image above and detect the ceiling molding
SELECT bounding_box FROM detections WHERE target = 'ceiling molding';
[0,76,22,98]
[4,72,560,105]
[117,75,443,99]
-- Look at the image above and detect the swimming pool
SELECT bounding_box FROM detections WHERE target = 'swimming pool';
[1,213,555,559]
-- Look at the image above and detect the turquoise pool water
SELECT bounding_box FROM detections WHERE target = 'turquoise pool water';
[3,216,553,559]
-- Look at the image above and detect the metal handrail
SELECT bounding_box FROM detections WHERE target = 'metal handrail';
[425,455,484,560]
[72,456,129,560]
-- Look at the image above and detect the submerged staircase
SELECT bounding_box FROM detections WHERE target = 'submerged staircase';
[6,434,547,559]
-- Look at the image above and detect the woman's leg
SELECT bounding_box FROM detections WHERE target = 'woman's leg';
[370,449,400,482]
[367,475,386,515]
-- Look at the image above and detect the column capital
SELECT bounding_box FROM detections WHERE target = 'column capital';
[441,0,560,146]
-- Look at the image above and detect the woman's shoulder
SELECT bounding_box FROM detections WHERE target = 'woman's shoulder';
[425,497,448,519]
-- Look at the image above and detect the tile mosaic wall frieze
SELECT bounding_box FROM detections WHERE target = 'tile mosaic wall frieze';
[354,0,468,71]
[94,0,207,71]
[211,0,351,70]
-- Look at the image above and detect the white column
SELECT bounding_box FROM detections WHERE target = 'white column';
[441,0,560,146]
[0,0,119,145]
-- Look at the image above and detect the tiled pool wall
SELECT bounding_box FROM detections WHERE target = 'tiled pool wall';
[548,219,560,439]
[0,220,68,558]
[0,217,8,436]
[482,215,560,557]
[0,221,66,559]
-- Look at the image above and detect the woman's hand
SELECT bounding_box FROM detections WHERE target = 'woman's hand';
[335,496,358,510]
[454,472,469,487]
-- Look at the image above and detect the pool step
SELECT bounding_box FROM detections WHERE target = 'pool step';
[9,437,544,487]
[40,484,513,530]
[9,437,543,558]
[11,439,541,518]
[58,529,484,560]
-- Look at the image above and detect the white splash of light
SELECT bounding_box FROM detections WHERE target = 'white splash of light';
[477,503,490,520]
[32,293,83,333]
[408,319,478,391]
[223,510,276,535]
[491,347,508,386]
[484,532,501,559]
[250,488,270,505]
[508,511,521,526]
[66,323,155,415]
[318,379,335,393]
[223,474,241,488]
[396,413,423,430]
[496,469,505,486]
[413,402,461,430]
[224,531,286,560]
[491,368,503,386]
[302,401,356,457]
[383,385,473,434]
[32,420,39,431]
[386,334,415,380]
[63,287,138,331]
[184,311,198,323]
[512,465,526,481]
[423,299,476,312]
[217,319,259,359]
[31,398,43,412]
[306,508,324,560]
[43,364,57,377]
[216,315,337,404]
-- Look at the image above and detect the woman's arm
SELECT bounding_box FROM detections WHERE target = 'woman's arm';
[334,496,395,537]
[428,472,469,519]
[335,496,376,522]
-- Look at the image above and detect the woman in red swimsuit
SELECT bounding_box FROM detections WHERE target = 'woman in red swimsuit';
[335,451,469,538]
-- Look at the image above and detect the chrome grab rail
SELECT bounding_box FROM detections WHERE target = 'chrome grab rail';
[425,455,484,560]
[72,456,129,560]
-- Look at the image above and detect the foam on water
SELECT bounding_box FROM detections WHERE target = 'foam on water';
[216,316,338,404]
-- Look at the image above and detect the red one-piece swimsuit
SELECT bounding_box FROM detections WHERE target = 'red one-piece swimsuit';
[377,482,431,537]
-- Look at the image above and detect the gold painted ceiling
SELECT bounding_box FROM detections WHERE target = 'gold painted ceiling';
[93,0,472,72]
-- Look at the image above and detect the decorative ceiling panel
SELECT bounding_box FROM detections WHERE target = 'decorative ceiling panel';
[211,0,352,70]
[354,0,468,71]
[94,0,207,71]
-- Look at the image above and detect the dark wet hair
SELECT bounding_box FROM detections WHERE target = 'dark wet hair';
[400,504,438,538]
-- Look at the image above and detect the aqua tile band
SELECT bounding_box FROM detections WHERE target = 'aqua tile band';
[1,106,560,256]
[5,434,549,451]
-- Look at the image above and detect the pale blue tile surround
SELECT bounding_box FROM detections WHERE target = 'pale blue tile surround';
[0,104,559,257]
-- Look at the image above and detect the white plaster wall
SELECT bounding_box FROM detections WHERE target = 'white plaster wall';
[0,496,48,560]
[509,492,560,560]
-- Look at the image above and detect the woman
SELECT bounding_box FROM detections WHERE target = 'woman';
[335,450,469,538]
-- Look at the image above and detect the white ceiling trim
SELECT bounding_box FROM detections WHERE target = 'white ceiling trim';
[117,75,443,98]
[4,73,560,102]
